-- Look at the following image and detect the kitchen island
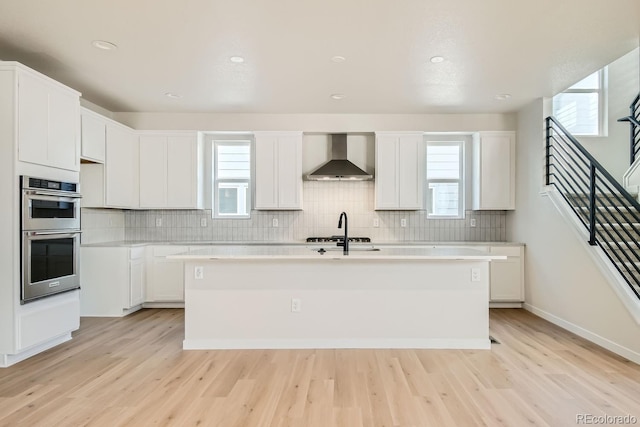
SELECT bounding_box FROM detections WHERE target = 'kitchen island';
[171,245,505,350]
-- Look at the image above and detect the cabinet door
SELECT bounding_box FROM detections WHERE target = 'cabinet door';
[473,132,515,210]
[139,136,168,208]
[105,124,138,208]
[490,259,523,301]
[375,134,399,209]
[17,72,49,166]
[149,259,185,301]
[48,87,80,171]
[167,136,197,208]
[375,132,423,210]
[81,110,106,163]
[255,134,278,209]
[398,134,423,209]
[276,134,302,209]
[129,258,145,308]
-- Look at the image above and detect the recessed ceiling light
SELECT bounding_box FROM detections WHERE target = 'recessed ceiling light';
[494,94,512,101]
[230,56,245,63]
[91,40,118,51]
[331,56,346,63]
[330,93,346,100]
[430,56,445,63]
[164,92,182,99]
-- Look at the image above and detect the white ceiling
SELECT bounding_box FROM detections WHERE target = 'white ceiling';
[0,0,638,114]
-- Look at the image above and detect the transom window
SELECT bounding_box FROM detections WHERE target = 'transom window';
[426,141,464,218]
[552,68,607,136]
[213,141,251,218]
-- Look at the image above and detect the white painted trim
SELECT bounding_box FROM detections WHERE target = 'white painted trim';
[543,188,640,325]
[524,304,640,365]
[183,338,491,351]
[142,302,185,309]
[489,302,523,308]
[0,333,72,368]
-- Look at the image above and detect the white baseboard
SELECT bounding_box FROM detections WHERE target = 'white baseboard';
[0,333,72,368]
[490,302,523,308]
[524,304,640,365]
[183,338,491,351]
[142,302,185,309]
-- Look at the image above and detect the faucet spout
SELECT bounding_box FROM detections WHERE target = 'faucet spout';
[337,211,349,255]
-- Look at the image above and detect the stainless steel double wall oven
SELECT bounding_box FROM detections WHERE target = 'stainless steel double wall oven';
[21,176,82,303]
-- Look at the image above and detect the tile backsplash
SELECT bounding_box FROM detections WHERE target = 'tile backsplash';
[103,181,506,243]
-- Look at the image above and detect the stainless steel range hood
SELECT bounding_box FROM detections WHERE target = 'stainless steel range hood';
[306,134,373,181]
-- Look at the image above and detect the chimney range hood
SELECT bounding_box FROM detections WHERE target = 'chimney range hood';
[306,134,373,181]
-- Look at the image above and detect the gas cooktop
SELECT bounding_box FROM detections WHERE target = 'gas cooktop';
[306,236,371,243]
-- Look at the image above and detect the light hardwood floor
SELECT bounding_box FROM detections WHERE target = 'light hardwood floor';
[0,309,639,426]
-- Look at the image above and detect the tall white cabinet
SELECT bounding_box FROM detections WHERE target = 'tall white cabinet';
[375,132,424,210]
[254,131,303,210]
[472,131,516,210]
[0,62,81,367]
[138,132,203,209]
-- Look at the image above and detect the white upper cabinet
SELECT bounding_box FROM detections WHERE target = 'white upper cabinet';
[375,132,424,210]
[80,108,106,163]
[11,63,80,171]
[139,132,202,209]
[472,131,516,210]
[254,131,303,210]
[104,123,139,208]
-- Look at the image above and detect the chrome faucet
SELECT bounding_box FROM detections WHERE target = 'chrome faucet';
[337,211,349,255]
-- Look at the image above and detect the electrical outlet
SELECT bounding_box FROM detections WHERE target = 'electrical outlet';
[471,267,480,282]
[194,266,204,280]
[200,218,207,227]
[400,218,407,227]
[470,218,477,227]
[291,298,301,313]
[272,218,279,227]
[155,218,162,227]
[373,218,380,228]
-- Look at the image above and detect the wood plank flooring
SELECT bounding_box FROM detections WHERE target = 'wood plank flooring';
[0,309,639,426]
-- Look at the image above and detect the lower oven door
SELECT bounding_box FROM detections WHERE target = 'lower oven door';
[22,230,81,304]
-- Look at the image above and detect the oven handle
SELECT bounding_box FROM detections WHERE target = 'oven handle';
[24,190,82,199]
[25,230,82,237]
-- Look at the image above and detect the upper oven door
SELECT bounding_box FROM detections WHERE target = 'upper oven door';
[22,189,81,231]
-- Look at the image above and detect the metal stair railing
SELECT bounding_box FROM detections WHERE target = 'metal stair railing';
[546,116,640,300]
[618,93,640,164]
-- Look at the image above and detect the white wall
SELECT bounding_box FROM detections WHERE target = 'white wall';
[508,98,640,363]
[574,48,640,182]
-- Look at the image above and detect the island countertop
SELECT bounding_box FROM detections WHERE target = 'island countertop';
[168,245,506,260]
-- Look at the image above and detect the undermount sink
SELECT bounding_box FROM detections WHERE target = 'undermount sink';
[312,246,381,253]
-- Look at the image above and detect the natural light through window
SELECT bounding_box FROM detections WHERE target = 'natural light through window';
[213,141,251,218]
[426,141,463,218]
[552,69,607,136]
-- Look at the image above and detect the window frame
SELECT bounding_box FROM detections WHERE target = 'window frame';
[552,68,608,137]
[212,139,253,219]
[425,140,465,219]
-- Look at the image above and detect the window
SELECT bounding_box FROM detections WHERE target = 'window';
[212,140,251,218]
[426,141,464,218]
[552,68,607,136]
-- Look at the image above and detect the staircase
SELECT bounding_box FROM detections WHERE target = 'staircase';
[565,193,640,297]
[546,116,640,301]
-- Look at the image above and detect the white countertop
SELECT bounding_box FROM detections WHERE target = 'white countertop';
[82,240,524,249]
[168,245,506,260]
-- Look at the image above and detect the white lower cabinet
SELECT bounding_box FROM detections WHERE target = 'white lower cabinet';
[145,246,187,303]
[80,246,146,316]
[489,245,524,305]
